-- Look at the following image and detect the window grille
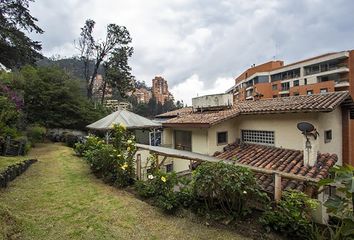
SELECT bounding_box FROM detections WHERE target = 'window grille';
[241,130,275,145]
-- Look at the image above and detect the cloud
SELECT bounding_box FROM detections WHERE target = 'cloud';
[28,0,354,103]
[170,74,233,105]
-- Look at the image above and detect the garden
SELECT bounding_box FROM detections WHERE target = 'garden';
[73,124,354,240]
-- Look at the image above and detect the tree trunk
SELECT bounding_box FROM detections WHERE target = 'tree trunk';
[87,59,102,99]
[101,79,107,105]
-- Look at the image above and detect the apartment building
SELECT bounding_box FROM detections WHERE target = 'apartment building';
[152,76,173,104]
[229,50,354,101]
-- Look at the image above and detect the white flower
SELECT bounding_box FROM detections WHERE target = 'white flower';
[109,154,113,157]
[127,140,132,144]
[148,174,154,180]
[243,190,247,194]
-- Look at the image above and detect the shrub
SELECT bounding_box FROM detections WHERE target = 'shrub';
[192,162,267,218]
[318,165,354,240]
[77,125,136,188]
[26,124,46,145]
[260,190,318,239]
[74,135,104,156]
[64,133,80,148]
[135,171,180,213]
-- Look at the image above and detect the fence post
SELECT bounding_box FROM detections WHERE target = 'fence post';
[274,173,282,203]
[136,154,141,180]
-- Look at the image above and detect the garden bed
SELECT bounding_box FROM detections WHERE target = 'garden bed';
[0,159,37,188]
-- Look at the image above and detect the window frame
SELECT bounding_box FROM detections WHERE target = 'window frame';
[217,131,228,145]
[324,130,332,143]
[241,129,275,146]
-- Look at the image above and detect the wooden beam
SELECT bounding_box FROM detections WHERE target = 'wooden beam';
[137,144,320,183]
[157,156,168,168]
[136,154,142,180]
[274,173,282,203]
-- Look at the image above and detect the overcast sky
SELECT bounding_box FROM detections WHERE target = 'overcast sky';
[29,0,354,105]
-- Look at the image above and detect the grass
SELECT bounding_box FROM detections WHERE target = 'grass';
[0,143,248,240]
[0,155,29,171]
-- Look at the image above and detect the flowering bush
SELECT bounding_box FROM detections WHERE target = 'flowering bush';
[135,171,181,213]
[192,162,268,218]
[76,124,136,188]
[260,190,318,239]
[74,135,104,156]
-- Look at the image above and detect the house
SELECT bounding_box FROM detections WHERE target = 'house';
[136,91,352,222]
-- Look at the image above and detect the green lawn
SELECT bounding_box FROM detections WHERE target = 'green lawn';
[0,143,248,240]
[0,155,29,172]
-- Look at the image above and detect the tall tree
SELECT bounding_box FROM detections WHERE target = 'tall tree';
[76,20,132,99]
[102,46,135,104]
[0,0,43,68]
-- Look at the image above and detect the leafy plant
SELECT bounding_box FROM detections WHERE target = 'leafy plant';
[26,124,46,145]
[192,162,267,218]
[318,165,354,239]
[135,170,180,213]
[260,190,319,239]
[78,125,136,188]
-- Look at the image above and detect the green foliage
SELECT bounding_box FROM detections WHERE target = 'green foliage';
[260,190,319,239]
[0,96,20,138]
[135,170,180,213]
[6,65,107,130]
[74,134,104,156]
[192,162,267,217]
[78,125,136,188]
[318,165,354,239]
[0,0,43,68]
[26,124,46,145]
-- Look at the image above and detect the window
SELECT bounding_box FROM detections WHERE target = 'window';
[165,163,173,173]
[241,130,275,145]
[174,130,192,151]
[307,90,313,95]
[320,88,328,94]
[272,84,278,90]
[324,130,332,143]
[217,131,228,145]
[304,78,307,85]
[293,80,299,86]
[273,95,278,98]
[293,92,299,96]
[281,82,290,91]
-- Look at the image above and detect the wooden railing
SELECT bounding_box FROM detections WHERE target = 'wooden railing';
[136,144,320,202]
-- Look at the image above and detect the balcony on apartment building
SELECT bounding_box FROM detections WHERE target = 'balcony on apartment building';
[271,68,300,82]
[304,60,349,77]
[278,82,290,95]
[317,73,350,89]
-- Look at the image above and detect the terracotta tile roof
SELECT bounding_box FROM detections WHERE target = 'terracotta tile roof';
[214,142,337,193]
[156,107,193,118]
[163,91,350,126]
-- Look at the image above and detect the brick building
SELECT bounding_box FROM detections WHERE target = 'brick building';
[228,50,354,101]
[133,88,152,104]
[152,76,173,104]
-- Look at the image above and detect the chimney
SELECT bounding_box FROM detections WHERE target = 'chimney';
[302,133,319,167]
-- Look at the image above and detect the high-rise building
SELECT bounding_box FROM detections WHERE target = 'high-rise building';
[152,76,173,104]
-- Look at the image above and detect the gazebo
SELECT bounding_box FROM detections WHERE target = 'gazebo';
[86,109,162,144]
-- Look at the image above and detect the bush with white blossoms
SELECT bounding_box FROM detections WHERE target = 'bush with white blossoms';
[77,123,136,187]
[135,169,181,213]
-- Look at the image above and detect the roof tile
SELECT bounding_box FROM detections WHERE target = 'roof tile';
[214,142,337,194]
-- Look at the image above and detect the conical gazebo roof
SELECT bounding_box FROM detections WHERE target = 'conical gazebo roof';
[86,109,161,130]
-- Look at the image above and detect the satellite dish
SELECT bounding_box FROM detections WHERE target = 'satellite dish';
[297,122,315,133]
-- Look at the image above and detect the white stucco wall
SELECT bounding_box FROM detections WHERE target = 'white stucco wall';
[160,107,343,172]
[317,108,343,165]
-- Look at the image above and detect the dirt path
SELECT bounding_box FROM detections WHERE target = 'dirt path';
[0,143,248,240]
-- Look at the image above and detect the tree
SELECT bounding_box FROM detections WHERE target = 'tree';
[76,19,132,99]
[16,66,107,130]
[0,0,43,68]
[103,46,135,104]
